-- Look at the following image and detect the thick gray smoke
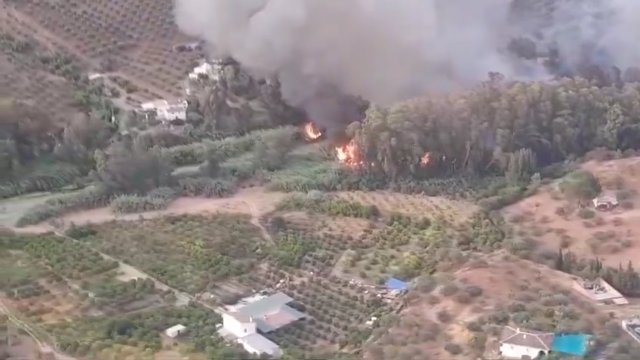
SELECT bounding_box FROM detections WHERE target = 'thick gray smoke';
[174,0,640,127]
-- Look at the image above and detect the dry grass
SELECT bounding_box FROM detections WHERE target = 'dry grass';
[367,253,610,360]
[336,191,477,224]
[4,279,88,325]
[503,157,640,267]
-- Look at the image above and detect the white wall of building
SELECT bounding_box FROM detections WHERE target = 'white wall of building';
[157,108,186,121]
[189,63,213,80]
[500,343,546,359]
[239,339,262,356]
[165,325,187,338]
[237,336,282,358]
[222,313,257,338]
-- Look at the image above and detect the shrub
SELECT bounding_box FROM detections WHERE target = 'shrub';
[576,208,596,219]
[276,194,379,218]
[160,126,298,167]
[454,292,472,304]
[464,285,483,297]
[0,162,82,199]
[110,194,172,213]
[620,200,634,209]
[65,224,97,239]
[616,189,634,200]
[444,343,463,355]
[177,177,237,198]
[436,309,452,323]
[439,283,459,297]
[15,186,111,227]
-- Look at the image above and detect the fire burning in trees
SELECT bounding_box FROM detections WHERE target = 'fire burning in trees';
[421,152,430,166]
[303,122,322,140]
[335,141,357,163]
[335,141,431,168]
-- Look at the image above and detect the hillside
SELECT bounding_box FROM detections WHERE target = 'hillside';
[3,1,640,359]
[3,0,202,103]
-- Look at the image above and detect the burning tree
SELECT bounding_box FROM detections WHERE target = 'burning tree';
[302,122,322,141]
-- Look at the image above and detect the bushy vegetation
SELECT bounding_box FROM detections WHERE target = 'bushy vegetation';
[15,186,111,226]
[110,187,178,213]
[76,214,267,294]
[0,232,118,279]
[89,278,157,307]
[177,177,236,198]
[276,193,380,219]
[44,303,265,359]
[0,162,82,199]
[160,126,298,167]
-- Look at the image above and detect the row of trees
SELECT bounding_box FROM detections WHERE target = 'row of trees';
[555,250,640,296]
[347,77,640,183]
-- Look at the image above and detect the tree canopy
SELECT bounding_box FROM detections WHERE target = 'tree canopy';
[558,170,602,204]
[348,77,640,182]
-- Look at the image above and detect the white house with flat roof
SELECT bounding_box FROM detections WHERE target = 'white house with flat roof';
[217,292,305,358]
[139,99,187,122]
[164,324,187,338]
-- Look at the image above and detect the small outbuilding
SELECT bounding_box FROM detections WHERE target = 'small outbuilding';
[592,195,618,211]
[165,324,187,338]
[384,277,409,291]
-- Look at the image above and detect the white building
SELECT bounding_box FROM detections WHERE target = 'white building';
[189,62,214,80]
[222,311,257,338]
[185,60,224,95]
[220,311,281,358]
[217,293,305,358]
[139,99,187,122]
[164,324,187,338]
[237,333,282,358]
[499,326,554,359]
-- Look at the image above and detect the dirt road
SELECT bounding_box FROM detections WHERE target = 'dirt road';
[0,300,77,360]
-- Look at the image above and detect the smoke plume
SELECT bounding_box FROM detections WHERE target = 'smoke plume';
[174,0,640,127]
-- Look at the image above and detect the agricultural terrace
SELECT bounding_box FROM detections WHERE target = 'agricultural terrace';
[364,253,623,360]
[505,156,640,268]
[268,192,503,282]
[0,233,166,329]
[12,0,203,99]
[77,213,268,294]
[0,29,80,120]
[43,304,224,360]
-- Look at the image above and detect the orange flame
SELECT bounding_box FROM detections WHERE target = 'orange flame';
[335,140,359,165]
[421,152,430,166]
[303,122,322,140]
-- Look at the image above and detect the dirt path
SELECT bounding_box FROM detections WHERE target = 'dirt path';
[13,187,286,234]
[0,299,77,360]
[242,199,274,243]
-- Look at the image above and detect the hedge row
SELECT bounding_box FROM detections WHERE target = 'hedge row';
[110,187,179,213]
[0,163,82,199]
[15,186,111,227]
[159,126,298,167]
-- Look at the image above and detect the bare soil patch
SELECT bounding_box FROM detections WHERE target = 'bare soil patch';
[503,157,640,267]
[15,187,286,233]
[367,253,609,360]
[3,279,87,325]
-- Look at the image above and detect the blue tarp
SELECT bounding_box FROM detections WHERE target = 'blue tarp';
[551,333,592,357]
[384,277,409,291]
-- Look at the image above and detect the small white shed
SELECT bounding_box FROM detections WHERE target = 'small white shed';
[165,324,187,338]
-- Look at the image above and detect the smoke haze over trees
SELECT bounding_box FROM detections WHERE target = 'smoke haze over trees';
[174,0,640,129]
